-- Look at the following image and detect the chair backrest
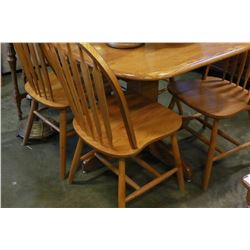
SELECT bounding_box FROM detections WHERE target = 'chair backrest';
[203,50,250,103]
[42,43,137,149]
[204,51,250,88]
[14,43,55,101]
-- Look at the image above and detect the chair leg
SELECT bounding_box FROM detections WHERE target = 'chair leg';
[59,109,67,179]
[118,159,126,208]
[68,137,84,184]
[22,100,38,145]
[168,96,183,115]
[203,116,209,129]
[176,99,183,115]
[171,133,185,192]
[203,119,219,190]
[168,96,176,110]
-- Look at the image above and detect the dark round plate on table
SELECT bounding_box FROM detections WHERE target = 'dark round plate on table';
[107,43,144,49]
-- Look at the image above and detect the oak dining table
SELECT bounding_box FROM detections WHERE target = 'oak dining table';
[87,43,250,180]
[91,43,250,101]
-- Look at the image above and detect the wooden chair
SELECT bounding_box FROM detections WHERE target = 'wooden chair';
[43,43,185,207]
[14,43,74,179]
[168,51,250,190]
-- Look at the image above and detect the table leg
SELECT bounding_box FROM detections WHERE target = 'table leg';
[7,43,26,120]
[149,140,192,181]
[126,80,159,101]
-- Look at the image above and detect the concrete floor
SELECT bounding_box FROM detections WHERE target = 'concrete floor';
[1,72,250,207]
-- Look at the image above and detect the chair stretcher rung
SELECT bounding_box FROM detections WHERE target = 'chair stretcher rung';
[95,153,140,190]
[133,157,161,177]
[80,150,96,162]
[33,110,60,132]
[66,129,75,137]
[195,117,241,146]
[125,167,178,203]
[213,141,250,161]
[183,125,224,153]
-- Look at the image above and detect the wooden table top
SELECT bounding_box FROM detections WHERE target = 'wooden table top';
[92,43,250,81]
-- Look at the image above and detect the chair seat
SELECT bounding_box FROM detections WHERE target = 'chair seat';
[168,76,250,119]
[24,72,69,109]
[73,93,182,157]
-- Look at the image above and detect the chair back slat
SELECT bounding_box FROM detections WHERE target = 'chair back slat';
[222,59,230,81]
[22,44,42,96]
[28,43,47,98]
[78,51,103,142]
[56,45,89,129]
[236,52,248,86]
[66,45,93,136]
[244,60,250,104]
[43,43,138,149]
[243,55,250,90]
[14,43,55,101]
[202,64,211,80]
[46,44,92,134]
[229,54,239,83]
[14,44,37,94]
[92,63,113,146]
[35,44,55,101]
